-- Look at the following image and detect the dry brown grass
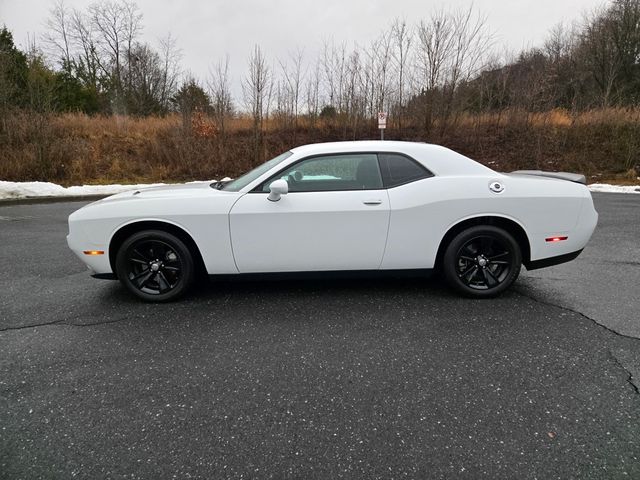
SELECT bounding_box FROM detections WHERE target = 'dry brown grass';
[1,108,639,185]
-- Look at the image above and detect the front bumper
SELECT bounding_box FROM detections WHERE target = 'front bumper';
[66,231,112,275]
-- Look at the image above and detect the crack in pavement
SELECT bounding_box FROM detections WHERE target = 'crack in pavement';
[0,315,132,332]
[609,350,640,395]
[0,319,67,332]
[514,288,639,341]
[65,316,134,328]
[4,287,639,396]
[514,288,640,394]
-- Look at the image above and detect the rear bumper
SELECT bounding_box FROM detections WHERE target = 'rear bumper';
[528,194,598,263]
[525,249,583,270]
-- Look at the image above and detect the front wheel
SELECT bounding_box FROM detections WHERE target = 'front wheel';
[443,225,522,298]
[115,230,195,302]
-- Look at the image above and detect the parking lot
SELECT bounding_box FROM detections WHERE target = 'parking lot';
[1,193,639,479]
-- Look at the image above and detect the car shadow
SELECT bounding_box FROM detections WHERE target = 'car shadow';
[84,271,530,334]
[96,272,456,306]
[194,272,450,298]
[96,271,532,309]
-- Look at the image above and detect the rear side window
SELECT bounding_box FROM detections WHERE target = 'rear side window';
[378,153,433,188]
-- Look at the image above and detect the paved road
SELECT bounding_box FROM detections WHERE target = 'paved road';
[1,193,639,479]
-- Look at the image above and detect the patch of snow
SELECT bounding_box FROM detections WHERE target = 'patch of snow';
[0,180,215,200]
[588,183,640,194]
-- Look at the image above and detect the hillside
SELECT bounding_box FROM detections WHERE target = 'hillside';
[1,109,639,186]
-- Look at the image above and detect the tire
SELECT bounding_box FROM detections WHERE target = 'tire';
[443,225,522,298]
[115,230,195,302]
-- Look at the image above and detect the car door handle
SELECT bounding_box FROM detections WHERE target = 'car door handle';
[363,200,383,205]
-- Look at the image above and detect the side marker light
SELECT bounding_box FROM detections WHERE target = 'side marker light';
[545,236,568,243]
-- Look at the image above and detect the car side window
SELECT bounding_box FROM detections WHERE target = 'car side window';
[378,153,433,188]
[261,154,383,192]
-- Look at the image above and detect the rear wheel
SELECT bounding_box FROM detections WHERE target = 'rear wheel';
[443,225,521,298]
[115,230,195,302]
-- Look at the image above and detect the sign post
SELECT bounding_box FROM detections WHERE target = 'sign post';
[378,112,387,140]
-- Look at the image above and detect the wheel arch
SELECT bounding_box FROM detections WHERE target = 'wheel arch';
[109,220,207,278]
[434,215,532,269]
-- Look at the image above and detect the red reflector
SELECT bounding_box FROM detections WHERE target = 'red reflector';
[545,236,568,243]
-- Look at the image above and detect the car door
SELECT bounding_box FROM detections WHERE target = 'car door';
[229,153,390,273]
[376,152,438,270]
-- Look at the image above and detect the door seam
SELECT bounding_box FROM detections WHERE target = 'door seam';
[377,190,392,270]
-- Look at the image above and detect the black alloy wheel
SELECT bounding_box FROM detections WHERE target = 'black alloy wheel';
[115,230,195,302]
[443,225,522,298]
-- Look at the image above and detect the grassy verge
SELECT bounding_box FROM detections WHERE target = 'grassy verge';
[1,109,639,186]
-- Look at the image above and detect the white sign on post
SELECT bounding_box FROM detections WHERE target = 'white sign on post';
[378,112,387,140]
[378,112,387,129]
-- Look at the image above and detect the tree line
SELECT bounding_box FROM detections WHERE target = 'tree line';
[1,0,639,137]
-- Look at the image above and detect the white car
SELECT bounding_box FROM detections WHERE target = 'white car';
[67,141,598,301]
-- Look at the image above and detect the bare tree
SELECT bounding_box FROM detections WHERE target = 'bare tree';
[415,6,492,134]
[243,45,271,161]
[473,49,512,120]
[344,48,365,137]
[441,7,492,130]
[370,30,394,119]
[278,48,305,135]
[578,8,621,108]
[608,0,640,103]
[391,18,412,132]
[321,40,347,112]
[69,7,102,91]
[542,23,582,110]
[88,0,142,110]
[321,40,336,109]
[208,54,233,135]
[157,33,181,113]
[43,0,73,71]
[305,59,321,123]
[416,9,455,132]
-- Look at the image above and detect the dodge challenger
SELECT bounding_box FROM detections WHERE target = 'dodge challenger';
[67,141,598,301]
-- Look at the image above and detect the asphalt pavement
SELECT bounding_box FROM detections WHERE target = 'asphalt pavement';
[0,193,639,479]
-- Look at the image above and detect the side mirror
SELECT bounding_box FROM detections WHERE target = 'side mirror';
[268,179,288,202]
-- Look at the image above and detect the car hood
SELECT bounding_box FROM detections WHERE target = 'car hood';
[69,181,241,223]
[90,182,227,204]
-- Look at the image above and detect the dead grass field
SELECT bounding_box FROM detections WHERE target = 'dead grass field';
[1,108,639,185]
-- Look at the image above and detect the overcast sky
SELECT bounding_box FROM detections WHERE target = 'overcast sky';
[1,0,608,97]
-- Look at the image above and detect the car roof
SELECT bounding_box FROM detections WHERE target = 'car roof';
[289,141,495,177]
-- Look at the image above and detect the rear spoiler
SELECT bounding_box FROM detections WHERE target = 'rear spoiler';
[510,170,587,185]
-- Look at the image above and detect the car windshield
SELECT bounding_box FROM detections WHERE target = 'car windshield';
[221,151,293,192]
